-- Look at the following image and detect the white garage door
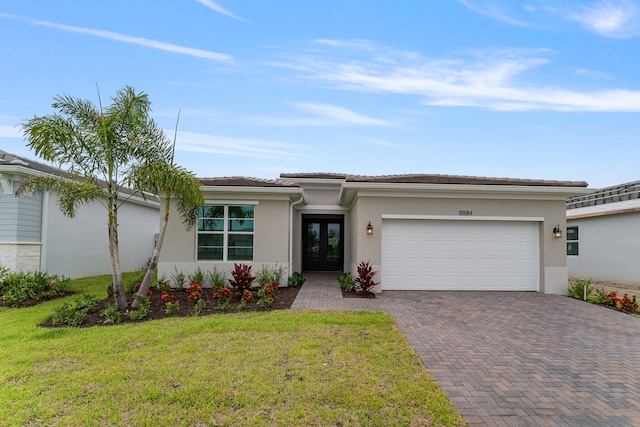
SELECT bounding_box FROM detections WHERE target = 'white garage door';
[382,219,539,291]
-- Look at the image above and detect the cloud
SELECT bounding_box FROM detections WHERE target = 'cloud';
[0,124,22,138]
[570,0,640,38]
[172,130,305,159]
[457,0,536,27]
[292,103,392,126]
[195,0,244,21]
[0,12,233,62]
[280,40,640,112]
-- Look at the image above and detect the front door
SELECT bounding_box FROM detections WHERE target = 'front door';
[303,217,344,271]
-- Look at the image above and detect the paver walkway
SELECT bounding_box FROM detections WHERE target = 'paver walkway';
[292,273,640,426]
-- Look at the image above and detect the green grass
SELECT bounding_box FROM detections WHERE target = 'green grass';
[0,273,465,426]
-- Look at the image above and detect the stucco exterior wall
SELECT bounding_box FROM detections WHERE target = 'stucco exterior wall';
[158,195,291,284]
[567,212,640,285]
[350,194,567,294]
[43,193,159,278]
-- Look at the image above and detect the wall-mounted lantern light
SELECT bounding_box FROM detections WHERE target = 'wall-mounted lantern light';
[366,221,374,235]
[553,225,562,239]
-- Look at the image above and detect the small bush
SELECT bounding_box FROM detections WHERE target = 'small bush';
[213,285,233,310]
[164,301,180,315]
[124,271,146,294]
[593,287,608,304]
[171,267,186,290]
[288,272,306,288]
[338,271,355,292]
[187,267,205,286]
[619,294,639,313]
[190,298,206,316]
[355,261,378,293]
[256,263,286,286]
[229,263,256,299]
[257,282,277,308]
[205,267,226,288]
[568,279,592,300]
[50,293,99,326]
[100,303,122,324]
[0,270,70,306]
[603,292,620,308]
[129,295,150,320]
[186,281,203,303]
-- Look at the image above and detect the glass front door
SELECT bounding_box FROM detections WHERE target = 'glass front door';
[303,218,343,271]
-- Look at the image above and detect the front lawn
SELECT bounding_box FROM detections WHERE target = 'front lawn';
[0,274,465,426]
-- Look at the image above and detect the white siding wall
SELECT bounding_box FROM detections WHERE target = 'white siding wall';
[567,212,640,285]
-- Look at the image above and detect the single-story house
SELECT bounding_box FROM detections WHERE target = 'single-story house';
[158,173,589,294]
[0,150,160,278]
[566,180,640,285]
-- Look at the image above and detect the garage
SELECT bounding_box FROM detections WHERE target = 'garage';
[381,218,540,291]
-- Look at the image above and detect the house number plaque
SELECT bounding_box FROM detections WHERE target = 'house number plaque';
[458,210,473,216]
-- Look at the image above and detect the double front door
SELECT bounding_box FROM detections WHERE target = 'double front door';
[302,217,344,271]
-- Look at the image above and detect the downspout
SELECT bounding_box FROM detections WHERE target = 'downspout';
[39,190,49,272]
[289,193,306,277]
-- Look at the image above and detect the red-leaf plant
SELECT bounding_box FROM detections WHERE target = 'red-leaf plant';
[228,263,256,299]
[186,281,203,303]
[355,261,378,293]
[619,294,639,313]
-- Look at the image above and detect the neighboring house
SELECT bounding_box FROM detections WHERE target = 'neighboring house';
[0,150,160,278]
[566,180,640,285]
[158,173,589,295]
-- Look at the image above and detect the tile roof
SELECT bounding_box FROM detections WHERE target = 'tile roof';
[345,173,588,187]
[200,176,300,187]
[0,149,70,177]
[567,179,640,209]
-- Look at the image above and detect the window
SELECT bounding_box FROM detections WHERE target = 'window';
[566,226,579,256]
[197,205,254,261]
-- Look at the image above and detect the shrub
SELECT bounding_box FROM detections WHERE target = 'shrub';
[593,287,608,304]
[186,281,203,303]
[0,270,70,307]
[568,279,593,300]
[160,282,175,303]
[190,298,206,316]
[171,267,186,290]
[257,282,277,308]
[129,295,150,320]
[51,293,99,326]
[187,267,205,286]
[124,271,146,294]
[256,263,286,287]
[338,271,356,292]
[229,263,256,299]
[288,272,306,288]
[164,301,180,315]
[355,261,378,293]
[205,267,226,288]
[603,292,620,308]
[619,294,638,313]
[213,285,233,310]
[100,303,122,324]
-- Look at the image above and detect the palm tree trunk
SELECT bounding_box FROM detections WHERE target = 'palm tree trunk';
[108,204,127,309]
[131,197,170,308]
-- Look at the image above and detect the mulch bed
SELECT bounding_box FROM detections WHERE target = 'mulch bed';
[39,285,302,328]
[341,290,376,299]
[1,291,76,308]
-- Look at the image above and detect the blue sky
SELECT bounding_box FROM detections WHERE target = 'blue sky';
[1,1,640,188]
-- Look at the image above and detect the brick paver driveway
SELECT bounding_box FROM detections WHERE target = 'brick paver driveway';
[293,274,640,426]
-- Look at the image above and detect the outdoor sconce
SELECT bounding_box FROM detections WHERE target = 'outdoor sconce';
[553,225,562,239]
[366,221,374,235]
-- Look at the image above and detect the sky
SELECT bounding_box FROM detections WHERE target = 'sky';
[1,1,640,189]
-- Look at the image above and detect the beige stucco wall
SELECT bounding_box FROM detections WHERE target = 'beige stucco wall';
[350,193,568,294]
[158,194,292,284]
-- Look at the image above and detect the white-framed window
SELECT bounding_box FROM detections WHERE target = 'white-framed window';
[566,226,579,256]
[197,205,254,261]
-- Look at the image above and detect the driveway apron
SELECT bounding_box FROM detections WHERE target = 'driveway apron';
[292,273,640,426]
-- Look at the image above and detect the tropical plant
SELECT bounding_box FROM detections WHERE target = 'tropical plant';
[186,281,203,303]
[288,272,306,288]
[255,263,286,286]
[619,294,638,313]
[257,282,277,308]
[18,86,180,310]
[130,109,203,308]
[228,263,256,299]
[100,303,122,324]
[355,261,378,293]
[568,279,593,300]
[205,267,226,288]
[0,270,70,307]
[128,295,150,320]
[337,271,356,292]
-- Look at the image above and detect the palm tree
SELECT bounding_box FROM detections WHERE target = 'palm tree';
[18,86,200,310]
